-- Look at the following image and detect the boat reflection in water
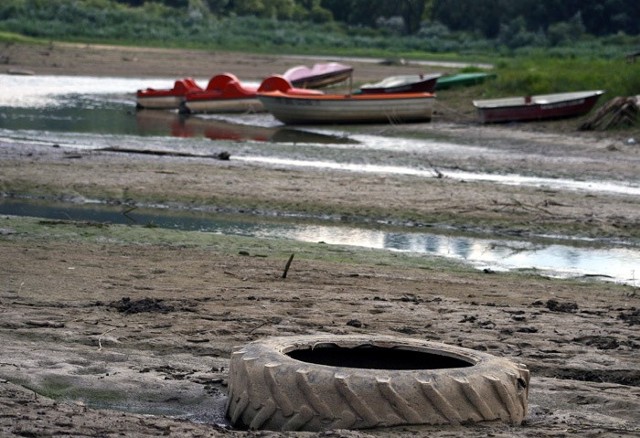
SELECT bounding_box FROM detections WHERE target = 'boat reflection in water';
[135,109,358,144]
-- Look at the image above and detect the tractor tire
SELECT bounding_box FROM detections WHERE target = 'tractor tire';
[226,334,530,431]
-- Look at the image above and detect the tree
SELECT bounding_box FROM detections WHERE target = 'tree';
[431,0,639,38]
[396,0,428,35]
[205,0,230,15]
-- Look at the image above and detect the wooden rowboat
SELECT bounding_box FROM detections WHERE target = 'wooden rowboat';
[358,73,442,94]
[473,90,605,123]
[258,85,435,125]
[136,78,202,109]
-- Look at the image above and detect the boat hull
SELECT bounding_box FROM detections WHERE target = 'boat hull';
[258,92,434,124]
[435,72,495,90]
[283,63,353,89]
[136,95,184,110]
[473,90,604,123]
[182,98,264,114]
[359,74,441,94]
[290,70,353,89]
[136,78,202,110]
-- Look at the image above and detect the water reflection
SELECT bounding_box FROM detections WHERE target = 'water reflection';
[0,74,167,108]
[135,110,358,144]
[1,75,639,196]
[0,74,355,144]
[1,199,638,287]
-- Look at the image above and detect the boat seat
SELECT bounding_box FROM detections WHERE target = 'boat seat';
[259,75,324,95]
[172,78,203,93]
[206,73,241,91]
[182,78,202,91]
[221,80,258,98]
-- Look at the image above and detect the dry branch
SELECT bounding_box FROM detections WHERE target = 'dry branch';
[579,96,639,131]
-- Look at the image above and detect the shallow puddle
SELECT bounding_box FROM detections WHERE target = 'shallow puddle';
[2,199,638,286]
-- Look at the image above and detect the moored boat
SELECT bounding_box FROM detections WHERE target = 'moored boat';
[358,73,442,94]
[180,73,263,114]
[473,90,605,123]
[282,62,353,88]
[435,72,495,90]
[181,74,322,114]
[258,81,435,125]
[136,78,202,109]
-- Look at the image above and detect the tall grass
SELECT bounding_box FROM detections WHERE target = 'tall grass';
[486,56,640,98]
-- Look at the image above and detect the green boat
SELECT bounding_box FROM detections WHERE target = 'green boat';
[435,72,496,90]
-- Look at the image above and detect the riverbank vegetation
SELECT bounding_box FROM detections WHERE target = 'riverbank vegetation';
[0,0,639,99]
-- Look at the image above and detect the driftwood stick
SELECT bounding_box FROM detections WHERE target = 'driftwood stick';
[98,327,117,351]
[282,253,295,279]
[99,147,230,160]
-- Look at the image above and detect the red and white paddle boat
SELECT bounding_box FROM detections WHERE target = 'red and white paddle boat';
[180,74,322,114]
[136,78,202,109]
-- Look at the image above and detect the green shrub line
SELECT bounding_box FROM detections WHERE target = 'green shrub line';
[1,0,639,98]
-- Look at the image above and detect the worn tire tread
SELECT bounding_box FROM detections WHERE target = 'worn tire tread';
[226,335,529,431]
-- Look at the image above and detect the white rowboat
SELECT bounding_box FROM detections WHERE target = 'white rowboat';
[258,91,435,125]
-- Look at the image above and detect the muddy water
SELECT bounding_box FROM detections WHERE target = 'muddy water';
[1,75,639,286]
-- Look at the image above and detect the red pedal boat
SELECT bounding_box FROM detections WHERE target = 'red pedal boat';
[136,78,202,110]
[181,74,322,114]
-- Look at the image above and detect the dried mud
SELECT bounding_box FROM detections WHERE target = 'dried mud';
[1,42,639,437]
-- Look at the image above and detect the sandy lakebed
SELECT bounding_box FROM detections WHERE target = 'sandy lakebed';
[1,42,640,437]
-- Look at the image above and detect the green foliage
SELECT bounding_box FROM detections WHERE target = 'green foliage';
[0,0,639,94]
[486,56,640,99]
[432,0,639,38]
[0,30,29,41]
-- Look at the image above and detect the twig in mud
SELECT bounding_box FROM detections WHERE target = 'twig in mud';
[424,158,443,178]
[492,198,555,215]
[98,327,117,351]
[122,206,137,223]
[249,321,269,334]
[282,253,295,279]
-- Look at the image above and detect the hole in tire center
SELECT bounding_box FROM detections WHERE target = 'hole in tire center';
[286,344,474,370]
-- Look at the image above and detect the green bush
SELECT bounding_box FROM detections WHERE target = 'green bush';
[0,0,639,91]
[487,56,640,98]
